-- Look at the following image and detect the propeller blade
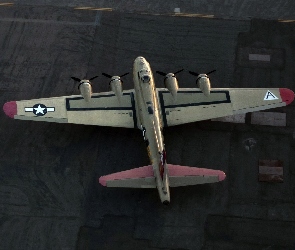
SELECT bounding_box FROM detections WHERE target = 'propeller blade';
[156,71,167,76]
[188,71,199,77]
[89,75,98,81]
[102,73,112,78]
[173,69,184,74]
[71,77,81,82]
[206,69,216,75]
[120,72,129,77]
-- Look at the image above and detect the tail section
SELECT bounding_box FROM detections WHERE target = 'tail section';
[167,164,226,187]
[98,164,225,188]
[99,165,156,188]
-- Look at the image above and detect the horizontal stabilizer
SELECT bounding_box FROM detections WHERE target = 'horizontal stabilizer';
[99,165,156,188]
[98,164,225,188]
[167,164,226,187]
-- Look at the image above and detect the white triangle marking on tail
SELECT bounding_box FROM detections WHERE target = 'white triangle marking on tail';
[264,90,278,100]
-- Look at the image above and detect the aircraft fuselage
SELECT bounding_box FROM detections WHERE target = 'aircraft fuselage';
[133,56,170,204]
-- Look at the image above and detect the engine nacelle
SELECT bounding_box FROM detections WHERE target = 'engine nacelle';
[196,74,211,97]
[164,73,179,98]
[110,76,123,99]
[79,80,92,102]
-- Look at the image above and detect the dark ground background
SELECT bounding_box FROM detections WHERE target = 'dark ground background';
[0,2,295,250]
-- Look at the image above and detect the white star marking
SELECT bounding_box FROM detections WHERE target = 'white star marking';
[34,105,46,114]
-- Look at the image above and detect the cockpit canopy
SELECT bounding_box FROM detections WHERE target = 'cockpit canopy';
[141,75,150,83]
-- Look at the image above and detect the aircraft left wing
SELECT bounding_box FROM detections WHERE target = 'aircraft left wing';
[157,88,294,127]
[3,90,138,128]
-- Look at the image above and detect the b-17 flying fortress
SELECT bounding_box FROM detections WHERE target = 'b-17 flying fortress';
[3,56,294,204]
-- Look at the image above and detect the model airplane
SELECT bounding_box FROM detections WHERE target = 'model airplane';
[3,56,294,204]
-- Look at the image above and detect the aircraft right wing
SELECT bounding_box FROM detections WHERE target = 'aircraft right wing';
[157,88,294,127]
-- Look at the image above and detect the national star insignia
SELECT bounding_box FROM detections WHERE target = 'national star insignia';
[34,105,46,114]
[24,103,55,116]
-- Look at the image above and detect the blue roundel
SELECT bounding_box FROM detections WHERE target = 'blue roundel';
[33,104,47,116]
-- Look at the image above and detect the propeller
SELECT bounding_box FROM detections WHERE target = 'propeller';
[156,71,166,76]
[102,72,129,78]
[156,69,184,76]
[71,75,99,82]
[119,72,129,77]
[71,77,81,82]
[173,69,184,74]
[188,69,216,77]
[189,70,215,97]
[102,73,112,78]
[206,69,216,75]
[71,76,98,89]
[89,75,99,81]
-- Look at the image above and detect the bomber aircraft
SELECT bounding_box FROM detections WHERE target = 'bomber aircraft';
[3,56,294,204]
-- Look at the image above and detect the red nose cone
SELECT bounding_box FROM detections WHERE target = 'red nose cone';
[279,88,294,105]
[3,101,17,118]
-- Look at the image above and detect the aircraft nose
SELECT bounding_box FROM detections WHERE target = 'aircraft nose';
[3,101,17,118]
[135,56,145,62]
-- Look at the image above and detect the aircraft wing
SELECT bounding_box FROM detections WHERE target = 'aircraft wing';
[157,88,294,127]
[3,90,138,128]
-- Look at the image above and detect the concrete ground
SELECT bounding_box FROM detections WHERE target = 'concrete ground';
[11,0,295,20]
[0,3,295,250]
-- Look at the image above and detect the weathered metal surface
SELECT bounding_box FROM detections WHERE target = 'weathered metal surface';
[259,159,283,182]
[251,112,286,127]
[211,114,245,123]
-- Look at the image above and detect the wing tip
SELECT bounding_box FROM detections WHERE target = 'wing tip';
[98,165,154,187]
[279,88,294,105]
[3,101,17,118]
[98,177,107,186]
[219,171,226,181]
[168,164,226,182]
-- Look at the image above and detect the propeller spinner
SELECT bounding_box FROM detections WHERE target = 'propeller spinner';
[71,76,98,89]
[101,72,129,99]
[71,75,98,102]
[188,70,216,97]
[156,69,183,98]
